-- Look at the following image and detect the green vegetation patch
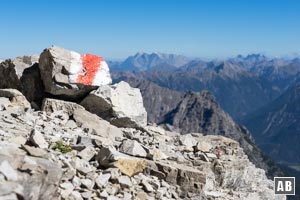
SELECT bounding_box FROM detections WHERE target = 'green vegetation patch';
[53,141,72,153]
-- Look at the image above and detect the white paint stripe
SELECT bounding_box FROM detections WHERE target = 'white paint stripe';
[92,61,112,86]
[69,51,83,83]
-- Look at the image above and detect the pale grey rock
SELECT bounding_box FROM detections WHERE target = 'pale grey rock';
[81,81,147,128]
[0,89,31,109]
[0,160,18,181]
[107,196,122,200]
[29,129,48,149]
[21,145,47,157]
[42,98,84,116]
[80,178,94,189]
[119,139,147,157]
[141,179,154,192]
[95,173,111,188]
[179,134,197,148]
[60,182,74,191]
[99,190,109,198]
[195,141,212,152]
[73,109,123,141]
[69,191,83,200]
[117,175,132,188]
[77,146,95,161]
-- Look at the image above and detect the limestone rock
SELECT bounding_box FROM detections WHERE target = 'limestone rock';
[81,81,147,128]
[42,98,84,116]
[119,139,147,158]
[117,175,132,188]
[0,89,31,109]
[29,129,48,149]
[39,45,111,98]
[0,160,18,181]
[0,56,44,105]
[97,146,147,177]
[73,109,123,141]
[195,141,212,152]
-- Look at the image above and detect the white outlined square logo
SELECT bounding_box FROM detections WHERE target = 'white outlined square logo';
[274,177,295,195]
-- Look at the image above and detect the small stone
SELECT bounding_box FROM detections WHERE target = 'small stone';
[206,153,217,159]
[179,134,197,148]
[123,192,132,200]
[81,178,94,189]
[136,192,149,200]
[78,146,96,161]
[141,179,154,192]
[96,173,111,188]
[60,182,74,191]
[10,136,27,146]
[81,191,93,199]
[119,139,147,157]
[65,119,78,129]
[107,196,122,200]
[195,141,212,152]
[72,176,81,188]
[106,184,120,195]
[118,175,132,188]
[99,190,109,198]
[0,160,18,181]
[69,191,83,200]
[151,148,168,161]
[21,145,47,157]
[29,129,48,149]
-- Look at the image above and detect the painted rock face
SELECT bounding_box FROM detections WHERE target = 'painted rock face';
[68,52,111,86]
[39,46,112,97]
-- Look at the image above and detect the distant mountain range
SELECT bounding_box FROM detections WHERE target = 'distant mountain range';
[110,52,300,177]
[243,74,300,166]
[111,53,300,120]
[109,52,191,71]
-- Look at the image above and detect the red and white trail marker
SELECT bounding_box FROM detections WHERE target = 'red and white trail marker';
[68,51,112,86]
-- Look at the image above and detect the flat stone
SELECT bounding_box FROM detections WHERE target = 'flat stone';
[195,141,212,152]
[179,134,197,148]
[42,98,84,116]
[117,175,132,188]
[73,109,123,141]
[107,196,122,200]
[119,139,147,157]
[78,146,95,161]
[80,178,94,189]
[29,129,48,149]
[141,179,154,192]
[0,89,31,109]
[21,145,48,157]
[0,160,18,181]
[60,182,74,191]
[95,173,111,188]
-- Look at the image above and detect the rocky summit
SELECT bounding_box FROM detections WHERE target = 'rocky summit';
[0,46,285,200]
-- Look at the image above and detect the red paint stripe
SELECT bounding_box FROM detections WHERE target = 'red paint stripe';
[77,54,103,85]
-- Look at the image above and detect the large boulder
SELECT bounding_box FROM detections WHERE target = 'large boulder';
[39,46,112,98]
[81,81,147,128]
[0,56,44,105]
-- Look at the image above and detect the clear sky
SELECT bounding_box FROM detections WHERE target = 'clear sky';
[0,0,299,60]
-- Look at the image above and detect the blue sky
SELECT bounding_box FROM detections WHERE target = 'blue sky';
[0,0,299,59]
